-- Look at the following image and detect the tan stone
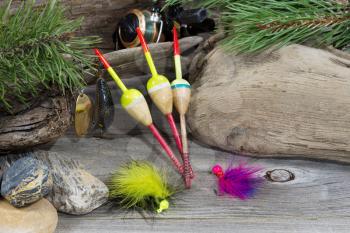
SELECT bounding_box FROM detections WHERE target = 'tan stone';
[0,199,58,233]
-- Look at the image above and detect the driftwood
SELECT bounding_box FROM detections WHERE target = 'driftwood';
[104,36,203,65]
[85,36,203,83]
[187,40,350,163]
[0,96,71,153]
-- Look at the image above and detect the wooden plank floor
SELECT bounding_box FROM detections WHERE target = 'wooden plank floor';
[42,129,350,233]
[41,76,350,232]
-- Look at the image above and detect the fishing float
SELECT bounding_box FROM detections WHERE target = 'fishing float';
[171,27,194,188]
[135,27,183,156]
[94,48,183,175]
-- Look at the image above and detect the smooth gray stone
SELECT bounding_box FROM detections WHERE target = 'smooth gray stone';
[1,157,52,207]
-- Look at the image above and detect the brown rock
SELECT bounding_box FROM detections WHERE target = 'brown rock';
[0,199,58,233]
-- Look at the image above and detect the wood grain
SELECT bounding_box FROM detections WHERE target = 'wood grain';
[10,0,152,49]
[188,44,350,162]
[40,127,350,232]
[34,59,350,232]
[0,96,70,153]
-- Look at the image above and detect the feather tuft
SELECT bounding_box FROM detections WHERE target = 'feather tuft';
[108,160,172,212]
[212,163,263,200]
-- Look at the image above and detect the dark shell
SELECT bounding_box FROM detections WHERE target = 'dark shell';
[95,78,115,131]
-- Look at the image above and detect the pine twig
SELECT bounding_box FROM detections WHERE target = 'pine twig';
[0,0,100,113]
[257,14,350,32]
[165,0,350,53]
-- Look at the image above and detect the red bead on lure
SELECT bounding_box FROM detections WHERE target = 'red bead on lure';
[212,163,264,200]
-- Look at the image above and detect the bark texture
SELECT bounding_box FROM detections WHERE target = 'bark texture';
[188,42,350,162]
[0,96,71,153]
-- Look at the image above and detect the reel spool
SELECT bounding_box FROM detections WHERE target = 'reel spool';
[116,9,163,49]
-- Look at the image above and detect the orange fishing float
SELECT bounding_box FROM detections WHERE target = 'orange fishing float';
[94,49,183,175]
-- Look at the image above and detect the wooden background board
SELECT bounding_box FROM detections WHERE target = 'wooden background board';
[11,0,151,50]
[38,79,350,233]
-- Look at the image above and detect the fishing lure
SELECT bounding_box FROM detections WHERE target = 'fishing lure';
[95,78,115,134]
[212,163,263,200]
[171,26,194,188]
[109,161,173,213]
[136,27,184,156]
[75,93,93,137]
[94,49,184,175]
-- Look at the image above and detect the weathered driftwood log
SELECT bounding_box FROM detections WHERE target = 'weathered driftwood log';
[188,42,350,163]
[104,36,202,65]
[0,96,70,153]
[84,36,203,83]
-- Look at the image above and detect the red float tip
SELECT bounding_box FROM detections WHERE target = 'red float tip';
[94,48,110,69]
[173,26,180,56]
[136,27,149,53]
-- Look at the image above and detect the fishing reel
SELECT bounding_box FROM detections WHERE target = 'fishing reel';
[115,7,163,49]
[113,1,215,50]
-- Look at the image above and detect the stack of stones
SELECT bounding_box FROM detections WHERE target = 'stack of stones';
[0,151,109,233]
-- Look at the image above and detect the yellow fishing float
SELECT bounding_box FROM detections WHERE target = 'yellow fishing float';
[171,27,194,188]
[136,27,183,157]
[94,49,183,174]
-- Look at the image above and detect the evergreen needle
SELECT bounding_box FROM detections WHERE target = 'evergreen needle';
[165,0,350,53]
[0,0,100,113]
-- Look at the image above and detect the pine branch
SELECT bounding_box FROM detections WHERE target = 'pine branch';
[0,0,100,113]
[257,14,350,32]
[165,0,350,53]
[0,33,72,55]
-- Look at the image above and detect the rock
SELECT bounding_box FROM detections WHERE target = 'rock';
[0,160,5,193]
[188,44,350,162]
[0,152,30,196]
[36,151,109,215]
[1,157,52,207]
[0,151,36,176]
[0,198,58,233]
[0,151,108,214]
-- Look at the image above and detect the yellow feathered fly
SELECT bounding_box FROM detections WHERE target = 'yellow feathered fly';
[108,161,173,213]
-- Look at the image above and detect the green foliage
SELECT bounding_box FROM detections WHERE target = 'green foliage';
[165,0,350,53]
[164,0,228,9]
[0,0,100,112]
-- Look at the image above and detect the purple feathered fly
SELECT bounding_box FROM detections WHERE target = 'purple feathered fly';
[212,163,263,200]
